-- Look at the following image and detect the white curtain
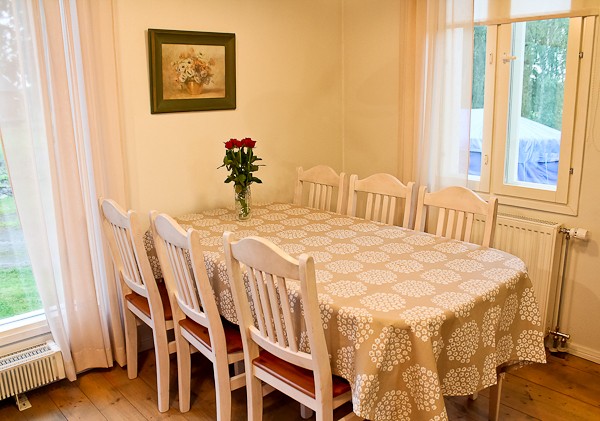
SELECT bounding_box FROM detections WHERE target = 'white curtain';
[414,0,474,191]
[0,0,127,377]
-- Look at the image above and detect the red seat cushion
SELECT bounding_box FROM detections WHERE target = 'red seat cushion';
[125,280,173,320]
[179,317,243,354]
[253,351,351,399]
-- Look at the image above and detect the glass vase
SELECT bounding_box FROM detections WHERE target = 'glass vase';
[234,186,252,221]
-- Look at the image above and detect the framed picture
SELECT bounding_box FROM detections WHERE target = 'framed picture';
[148,29,236,113]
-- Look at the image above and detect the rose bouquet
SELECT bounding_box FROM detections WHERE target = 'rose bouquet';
[219,137,263,219]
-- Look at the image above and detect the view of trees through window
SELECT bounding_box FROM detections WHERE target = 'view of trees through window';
[519,19,568,131]
[470,18,568,187]
[0,0,43,322]
[472,26,487,110]
[472,19,568,129]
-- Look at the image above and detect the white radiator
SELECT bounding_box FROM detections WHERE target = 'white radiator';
[0,341,66,400]
[474,214,563,333]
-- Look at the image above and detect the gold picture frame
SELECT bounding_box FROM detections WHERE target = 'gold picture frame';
[148,29,236,113]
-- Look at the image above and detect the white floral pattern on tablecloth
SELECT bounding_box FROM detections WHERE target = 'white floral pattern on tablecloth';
[280,217,309,227]
[402,364,442,411]
[143,203,546,421]
[301,235,332,247]
[421,268,461,285]
[392,280,436,297]
[379,242,415,255]
[325,280,368,298]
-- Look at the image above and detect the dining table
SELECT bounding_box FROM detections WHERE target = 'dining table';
[145,202,546,421]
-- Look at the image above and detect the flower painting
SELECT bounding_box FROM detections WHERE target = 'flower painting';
[161,44,225,99]
[148,29,236,113]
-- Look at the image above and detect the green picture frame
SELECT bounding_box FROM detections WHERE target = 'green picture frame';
[148,29,236,113]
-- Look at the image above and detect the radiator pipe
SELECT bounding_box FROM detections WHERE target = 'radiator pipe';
[548,228,572,351]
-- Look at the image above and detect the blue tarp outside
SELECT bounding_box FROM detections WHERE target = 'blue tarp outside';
[469,109,561,185]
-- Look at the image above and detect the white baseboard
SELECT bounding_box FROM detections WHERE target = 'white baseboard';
[564,342,600,364]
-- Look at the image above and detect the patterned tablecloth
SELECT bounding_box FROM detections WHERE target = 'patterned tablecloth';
[146,203,546,421]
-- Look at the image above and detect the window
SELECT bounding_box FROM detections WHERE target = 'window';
[0,0,45,338]
[0,148,44,327]
[469,15,595,215]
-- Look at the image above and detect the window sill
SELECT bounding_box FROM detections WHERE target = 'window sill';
[476,191,577,216]
[0,310,51,352]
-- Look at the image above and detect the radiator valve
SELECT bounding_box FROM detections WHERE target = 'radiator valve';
[560,227,589,240]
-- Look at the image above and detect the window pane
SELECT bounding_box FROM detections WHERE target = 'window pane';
[470,26,487,178]
[505,18,568,190]
[0,149,42,322]
[0,0,43,323]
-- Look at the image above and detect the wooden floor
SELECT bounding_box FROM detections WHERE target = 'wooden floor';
[1,349,599,420]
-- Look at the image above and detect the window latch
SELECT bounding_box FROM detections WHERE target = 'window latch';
[502,53,518,64]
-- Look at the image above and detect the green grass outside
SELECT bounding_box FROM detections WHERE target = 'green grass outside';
[0,267,42,319]
[0,195,20,229]
[0,174,41,319]
[1,129,43,320]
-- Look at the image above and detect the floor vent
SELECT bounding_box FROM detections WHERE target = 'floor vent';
[0,341,66,400]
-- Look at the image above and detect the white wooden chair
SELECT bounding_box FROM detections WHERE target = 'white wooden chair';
[413,186,498,247]
[294,165,346,213]
[150,212,245,419]
[223,232,355,421]
[346,173,415,228]
[99,198,175,413]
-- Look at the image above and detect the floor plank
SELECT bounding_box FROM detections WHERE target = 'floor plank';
[102,363,186,420]
[493,374,600,421]
[510,356,600,407]
[46,379,106,420]
[77,369,146,421]
[445,394,536,421]
[541,352,600,377]
[1,348,599,420]
[1,382,70,421]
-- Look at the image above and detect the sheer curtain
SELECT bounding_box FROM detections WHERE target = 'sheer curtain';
[0,0,127,378]
[400,0,474,191]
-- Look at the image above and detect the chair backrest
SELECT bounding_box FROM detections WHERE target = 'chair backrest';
[293,165,346,213]
[223,232,332,395]
[413,186,498,247]
[347,173,415,228]
[99,198,158,300]
[150,212,226,347]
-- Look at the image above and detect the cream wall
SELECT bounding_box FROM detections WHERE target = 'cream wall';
[113,0,343,217]
[342,0,402,179]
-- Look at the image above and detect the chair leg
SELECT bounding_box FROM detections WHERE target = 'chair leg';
[489,372,505,421]
[247,372,263,421]
[300,404,314,419]
[233,360,244,375]
[153,327,171,413]
[315,399,333,421]
[124,309,138,379]
[214,358,232,421]
[177,338,192,412]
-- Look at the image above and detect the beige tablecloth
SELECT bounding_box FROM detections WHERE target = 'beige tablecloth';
[146,203,546,420]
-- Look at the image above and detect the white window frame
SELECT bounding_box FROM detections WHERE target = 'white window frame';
[0,310,50,353]
[470,15,595,216]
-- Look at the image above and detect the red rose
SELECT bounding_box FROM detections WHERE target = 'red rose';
[233,139,243,148]
[242,137,256,148]
[225,139,236,149]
